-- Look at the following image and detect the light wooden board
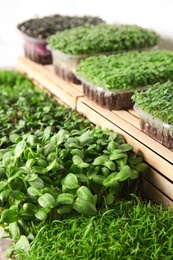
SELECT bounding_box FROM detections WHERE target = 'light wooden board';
[18,57,84,110]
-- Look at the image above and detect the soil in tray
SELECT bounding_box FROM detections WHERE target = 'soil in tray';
[140,119,173,151]
[24,42,52,65]
[54,64,81,84]
[83,81,136,110]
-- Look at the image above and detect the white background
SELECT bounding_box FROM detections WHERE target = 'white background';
[0,0,173,68]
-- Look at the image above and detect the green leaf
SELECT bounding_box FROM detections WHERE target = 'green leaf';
[23,202,37,214]
[92,175,106,185]
[57,205,73,214]
[32,166,48,174]
[86,166,100,179]
[134,163,148,172]
[43,142,55,156]
[10,190,25,202]
[47,159,58,171]
[27,186,42,196]
[14,235,30,253]
[70,149,84,159]
[43,126,52,140]
[27,135,37,146]
[109,153,126,161]
[63,173,79,190]
[104,161,115,171]
[93,155,109,165]
[8,222,20,240]
[24,174,38,182]
[9,133,21,143]
[103,172,118,187]
[0,190,10,203]
[115,165,131,182]
[14,140,26,158]
[26,158,36,167]
[105,194,114,205]
[73,197,97,216]
[35,208,48,220]
[130,169,139,180]
[1,207,18,223]
[119,143,133,152]
[57,193,75,205]
[77,130,93,145]
[75,173,88,183]
[29,177,44,189]
[51,129,68,145]
[38,193,56,208]
[0,181,7,192]
[78,162,89,168]
[76,186,94,203]
[8,168,24,181]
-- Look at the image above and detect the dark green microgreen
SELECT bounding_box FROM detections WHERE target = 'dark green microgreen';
[48,23,160,54]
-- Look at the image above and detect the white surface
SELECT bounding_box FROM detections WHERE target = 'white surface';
[0,0,173,68]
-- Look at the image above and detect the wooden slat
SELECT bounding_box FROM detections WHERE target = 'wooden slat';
[112,109,140,129]
[18,57,84,110]
[142,168,173,201]
[128,108,139,117]
[18,57,83,97]
[0,238,12,260]
[140,180,173,209]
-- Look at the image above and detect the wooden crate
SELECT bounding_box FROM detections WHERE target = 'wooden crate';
[17,56,173,209]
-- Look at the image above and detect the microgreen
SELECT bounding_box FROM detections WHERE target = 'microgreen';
[12,197,173,260]
[17,14,105,39]
[48,24,160,54]
[0,70,91,148]
[76,49,173,90]
[132,81,173,125]
[0,70,148,258]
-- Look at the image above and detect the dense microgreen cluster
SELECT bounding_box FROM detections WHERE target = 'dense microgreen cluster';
[76,49,173,90]
[17,14,105,39]
[132,81,173,125]
[0,70,91,148]
[0,126,147,239]
[0,70,148,252]
[48,23,160,54]
[12,199,173,260]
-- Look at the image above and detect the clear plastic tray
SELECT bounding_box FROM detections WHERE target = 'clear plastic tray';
[50,49,90,84]
[76,75,146,110]
[134,105,173,151]
[21,33,52,64]
[50,48,119,84]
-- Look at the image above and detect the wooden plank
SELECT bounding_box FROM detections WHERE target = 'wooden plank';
[142,168,173,201]
[18,57,77,109]
[112,109,140,129]
[77,97,173,181]
[44,65,83,92]
[18,56,84,97]
[0,238,13,260]
[21,57,84,96]
[140,180,173,209]
[128,108,139,117]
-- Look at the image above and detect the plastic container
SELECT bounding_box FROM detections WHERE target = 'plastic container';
[50,49,91,84]
[21,33,52,64]
[76,75,146,110]
[134,105,173,151]
[50,49,131,84]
